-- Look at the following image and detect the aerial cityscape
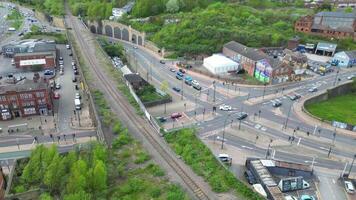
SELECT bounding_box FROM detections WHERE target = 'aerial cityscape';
[0,0,355,200]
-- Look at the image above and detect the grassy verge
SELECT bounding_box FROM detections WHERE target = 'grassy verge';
[165,128,263,200]
[305,93,356,125]
[23,32,67,44]
[6,9,23,30]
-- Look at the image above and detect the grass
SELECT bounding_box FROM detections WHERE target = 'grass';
[7,9,23,30]
[164,128,263,200]
[305,93,356,125]
[23,32,67,44]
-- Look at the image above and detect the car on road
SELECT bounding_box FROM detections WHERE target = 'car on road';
[169,68,176,72]
[272,101,282,107]
[179,68,186,74]
[159,60,165,64]
[219,104,232,111]
[171,112,182,119]
[66,44,71,49]
[176,72,184,80]
[236,112,248,120]
[53,92,60,99]
[244,170,256,185]
[288,94,301,101]
[157,117,167,123]
[185,76,193,85]
[308,87,318,93]
[133,46,138,49]
[55,83,61,89]
[193,84,202,90]
[172,87,181,93]
[347,75,355,80]
[300,195,315,200]
[345,181,355,194]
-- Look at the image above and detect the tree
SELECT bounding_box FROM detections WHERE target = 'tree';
[66,159,88,194]
[345,7,353,13]
[63,191,91,200]
[21,145,46,186]
[39,193,53,200]
[166,0,180,13]
[44,154,65,194]
[87,160,107,195]
[160,80,169,93]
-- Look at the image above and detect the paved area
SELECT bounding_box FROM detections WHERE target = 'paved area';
[305,53,332,63]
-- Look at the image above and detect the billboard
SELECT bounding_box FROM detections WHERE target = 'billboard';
[278,176,303,192]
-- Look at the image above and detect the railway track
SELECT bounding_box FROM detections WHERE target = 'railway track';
[66,10,211,200]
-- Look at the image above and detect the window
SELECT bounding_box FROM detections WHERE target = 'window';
[0,96,6,101]
[9,96,17,101]
[38,98,46,104]
[36,92,45,98]
[24,107,36,115]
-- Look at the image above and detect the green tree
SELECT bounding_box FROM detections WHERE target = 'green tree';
[66,159,88,194]
[87,160,107,195]
[21,145,46,186]
[344,7,353,13]
[44,154,65,194]
[39,193,53,200]
[166,0,180,13]
[63,191,91,200]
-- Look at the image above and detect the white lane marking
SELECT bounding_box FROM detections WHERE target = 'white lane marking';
[305,160,318,164]
[320,146,329,151]
[332,179,336,184]
[241,145,254,150]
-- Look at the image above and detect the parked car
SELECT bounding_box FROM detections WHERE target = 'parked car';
[55,83,61,89]
[236,112,248,120]
[59,57,63,61]
[300,195,315,200]
[75,84,79,90]
[169,68,176,72]
[244,170,256,185]
[75,92,81,99]
[272,101,282,107]
[66,44,71,49]
[59,60,64,65]
[59,70,64,75]
[72,76,77,82]
[193,84,202,91]
[171,112,182,119]
[159,60,165,64]
[179,68,186,74]
[218,154,232,165]
[53,92,60,99]
[219,104,232,111]
[347,75,355,80]
[345,181,355,194]
[173,87,181,93]
[74,70,79,75]
[157,117,167,123]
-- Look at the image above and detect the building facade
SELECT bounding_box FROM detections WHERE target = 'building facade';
[295,11,356,40]
[332,50,356,67]
[0,79,52,121]
[223,41,267,76]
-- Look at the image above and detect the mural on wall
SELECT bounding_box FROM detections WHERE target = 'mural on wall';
[254,59,272,83]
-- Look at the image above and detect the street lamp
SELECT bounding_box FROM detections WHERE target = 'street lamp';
[262,83,267,100]
[213,81,216,103]
[265,139,273,159]
[284,103,293,129]
[348,154,356,177]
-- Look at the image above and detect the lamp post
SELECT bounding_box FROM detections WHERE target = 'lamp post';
[221,114,231,149]
[213,81,216,103]
[284,103,293,129]
[262,83,267,100]
[265,139,273,159]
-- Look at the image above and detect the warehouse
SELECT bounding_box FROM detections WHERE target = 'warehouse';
[203,54,239,75]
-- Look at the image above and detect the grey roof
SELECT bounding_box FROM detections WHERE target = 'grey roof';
[345,51,356,59]
[15,51,55,57]
[124,73,144,83]
[0,79,48,94]
[33,43,56,52]
[315,11,356,18]
[224,41,267,61]
[316,42,337,52]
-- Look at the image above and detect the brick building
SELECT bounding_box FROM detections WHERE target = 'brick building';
[295,11,356,40]
[223,41,267,76]
[14,52,56,69]
[0,78,52,120]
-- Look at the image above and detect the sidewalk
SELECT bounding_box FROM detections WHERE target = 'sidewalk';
[69,106,95,130]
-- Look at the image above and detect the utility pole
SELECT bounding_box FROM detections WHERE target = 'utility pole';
[262,83,267,100]
[265,139,273,159]
[284,104,292,129]
[348,154,356,177]
[213,81,216,103]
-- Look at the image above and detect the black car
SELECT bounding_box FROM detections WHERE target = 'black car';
[179,69,186,74]
[74,70,79,75]
[193,85,202,90]
[244,170,256,185]
[157,117,167,123]
[173,87,181,92]
[272,101,282,107]
[59,57,63,61]
[159,60,165,64]
[236,112,248,120]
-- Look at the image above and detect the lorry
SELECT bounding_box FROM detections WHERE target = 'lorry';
[74,99,81,110]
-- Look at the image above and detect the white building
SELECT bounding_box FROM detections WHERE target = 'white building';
[203,54,239,74]
[110,1,135,20]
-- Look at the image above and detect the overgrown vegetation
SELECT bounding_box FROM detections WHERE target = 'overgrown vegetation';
[165,128,263,200]
[137,84,170,103]
[6,9,23,30]
[23,25,67,43]
[11,0,64,16]
[98,37,127,63]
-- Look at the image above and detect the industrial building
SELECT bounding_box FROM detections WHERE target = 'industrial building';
[203,54,239,75]
[332,50,356,68]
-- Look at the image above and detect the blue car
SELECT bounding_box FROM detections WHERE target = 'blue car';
[300,195,315,200]
[173,87,181,93]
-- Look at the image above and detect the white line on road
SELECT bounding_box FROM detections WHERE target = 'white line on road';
[241,145,254,150]
[332,179,336,184]
[319,146,329,151]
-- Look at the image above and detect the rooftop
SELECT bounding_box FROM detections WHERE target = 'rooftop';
[224,41,267,61]
[0,79,48,94]
[316,42,337,52]
[315,11,356,18]
[345,50,356,59]
[204,54,238,67]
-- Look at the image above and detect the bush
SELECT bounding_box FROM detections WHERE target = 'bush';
[112,129,133,149]
[146,163,165,177]
[134,151,150,164]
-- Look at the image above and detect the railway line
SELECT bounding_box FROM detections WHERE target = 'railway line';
[65,6,211,200]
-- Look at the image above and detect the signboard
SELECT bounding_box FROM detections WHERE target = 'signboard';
[278,176,303,192]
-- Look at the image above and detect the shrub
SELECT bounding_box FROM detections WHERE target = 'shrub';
[134,151,150,164]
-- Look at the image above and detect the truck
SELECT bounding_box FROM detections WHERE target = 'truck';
[74,99,81,110]
[184,76,192,85]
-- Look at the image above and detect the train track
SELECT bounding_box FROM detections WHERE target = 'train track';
[66,10,211,200]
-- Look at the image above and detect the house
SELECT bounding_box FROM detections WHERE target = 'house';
[223,41,267,76]
[315,42,337,56]
[0,77,52,120]
[283,49,308,68]
[332,50,356,68]
[295,11,356,40]
[254,58,293,84]
[110,1,135,20]
[14,52,56,69]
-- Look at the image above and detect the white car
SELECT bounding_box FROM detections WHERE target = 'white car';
[55,83,61,89]
[75,92,81,99]
[59,70,64,75]
[192,80,199,86]
[347,75,354,80]
[308,87,318,93]
[66,44,71,49]
[345,181,355,194]
[219,104,232,111]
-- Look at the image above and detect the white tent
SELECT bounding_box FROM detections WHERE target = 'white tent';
[203,54,239,74]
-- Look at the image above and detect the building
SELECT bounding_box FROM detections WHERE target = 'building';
[124,73,148,90]
[295,11,356,40]
[332,50,356,67]
[315,42,337,56]
[14,52,56,69]
[110,1,135,20]
[223,41,267,76]
[283,49,308,68]
[0,77,52,120]
[0,167,5,200]
[203,54,239,75]
[254,58,293,84]
[304,0,356,8]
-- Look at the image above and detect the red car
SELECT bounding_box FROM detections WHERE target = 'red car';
[53,92,60,99]
[171,112,182,119]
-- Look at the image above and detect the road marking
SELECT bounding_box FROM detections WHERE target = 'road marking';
[319,146,329,151]
[297,137,301,146]
[304,160,318,164]
[332,179,336,184]
[241,145,254,150]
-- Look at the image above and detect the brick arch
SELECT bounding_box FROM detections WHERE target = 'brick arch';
[90,25,96,34]
[105,25,113,37]
[114,27,121,39]
[132,34,137,44]
[138,36,143,46]
[122,28,129,41]
[97,25,103,34]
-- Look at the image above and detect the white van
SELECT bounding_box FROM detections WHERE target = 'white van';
[74,99,81,110]
[345,181,355,194]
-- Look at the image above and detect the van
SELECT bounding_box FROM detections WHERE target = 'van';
[345,181,355,194]
[74,99,81,110]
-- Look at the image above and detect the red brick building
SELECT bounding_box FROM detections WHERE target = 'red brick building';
[295,12,356,40]
[14,52,56,69]
[0,79,52,120]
